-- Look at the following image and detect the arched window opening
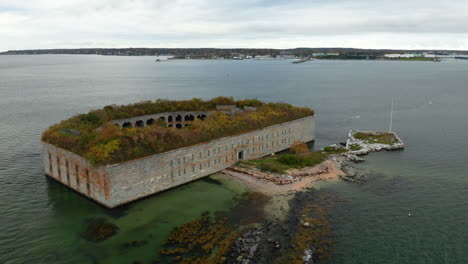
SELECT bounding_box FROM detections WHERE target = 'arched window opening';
[175,115,182,122]
[168,124,174,127]
[135,120,144,127]
[185,114,194,121]
[159,116,165,121]
[197,114,207,120]
[176,123,183,129]
[168,116,173,122]
[146,118,155,125]
[122,122,132,128]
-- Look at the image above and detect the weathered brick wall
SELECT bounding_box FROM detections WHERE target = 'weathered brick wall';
[43,115,315,208]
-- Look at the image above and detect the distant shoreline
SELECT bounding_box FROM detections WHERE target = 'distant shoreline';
[2,47,467,59]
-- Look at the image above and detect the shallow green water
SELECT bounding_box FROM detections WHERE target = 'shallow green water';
[0,55,467,263]
[14,178,245,264]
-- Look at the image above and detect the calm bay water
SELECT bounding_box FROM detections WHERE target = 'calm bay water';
[0,55,467,264]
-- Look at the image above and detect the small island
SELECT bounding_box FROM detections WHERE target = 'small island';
[42,97,315,208]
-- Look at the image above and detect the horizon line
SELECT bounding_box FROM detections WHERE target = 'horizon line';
[2,47,468,53]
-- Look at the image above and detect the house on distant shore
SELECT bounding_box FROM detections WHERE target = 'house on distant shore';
[384,53,416,58]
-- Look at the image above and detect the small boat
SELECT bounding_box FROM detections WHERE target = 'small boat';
[454,56,468,60]
[292,58,311,64]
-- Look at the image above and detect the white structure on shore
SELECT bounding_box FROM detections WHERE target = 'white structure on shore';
[384,53,420,58]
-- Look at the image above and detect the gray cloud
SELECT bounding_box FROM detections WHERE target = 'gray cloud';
[0,0,467,50]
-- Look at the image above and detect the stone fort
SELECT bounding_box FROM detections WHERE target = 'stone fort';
[43,107,315,208]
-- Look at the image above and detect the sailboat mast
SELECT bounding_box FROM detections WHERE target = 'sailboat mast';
[389,98,394,132]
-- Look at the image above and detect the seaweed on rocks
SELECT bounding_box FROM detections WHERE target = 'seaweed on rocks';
[227,221,290,264]
[158,190,342,264]
[227,190,344,264]
[81,218,119,242]
[159,192,272,264]
[272,190,343,264]
[159,216,240,264]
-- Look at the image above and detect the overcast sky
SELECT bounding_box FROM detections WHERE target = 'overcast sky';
[1,0,468,51]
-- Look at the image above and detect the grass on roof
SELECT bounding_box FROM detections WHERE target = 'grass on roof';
[42,97,314,166]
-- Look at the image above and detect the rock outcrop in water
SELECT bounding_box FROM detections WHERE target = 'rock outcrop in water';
[346,130,404,155]
[81,218,119,242]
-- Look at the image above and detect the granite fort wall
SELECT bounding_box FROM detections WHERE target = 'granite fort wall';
[44,115,315,208]
[43,143,110,204]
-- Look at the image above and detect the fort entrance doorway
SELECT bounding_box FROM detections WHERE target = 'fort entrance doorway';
[238,150,244,160]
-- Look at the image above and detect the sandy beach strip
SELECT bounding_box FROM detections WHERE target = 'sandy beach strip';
[221,160,343,195]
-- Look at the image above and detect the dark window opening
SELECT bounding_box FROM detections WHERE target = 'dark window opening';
[168,116,173,122]
[146,118,155,125]
[168,124,174,127]
[175,115,182,122]
[122,122,132,128]
[185,114,195,121]
[175,123,182,129]
[135,120,144,127]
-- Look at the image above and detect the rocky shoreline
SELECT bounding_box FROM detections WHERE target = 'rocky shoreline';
[222,130,404,189]
[157,131,405,264]
[346,130,405,155]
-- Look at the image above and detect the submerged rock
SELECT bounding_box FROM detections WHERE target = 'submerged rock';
[230,228,263,264]
[332,155,367,183]
[81,218,118,242]
[303,247,316,264]
[343,153,365,163]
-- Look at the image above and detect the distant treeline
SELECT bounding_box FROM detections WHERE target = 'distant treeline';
[2,47,467,57]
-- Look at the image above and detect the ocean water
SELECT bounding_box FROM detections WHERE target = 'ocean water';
[0,55,467,264]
